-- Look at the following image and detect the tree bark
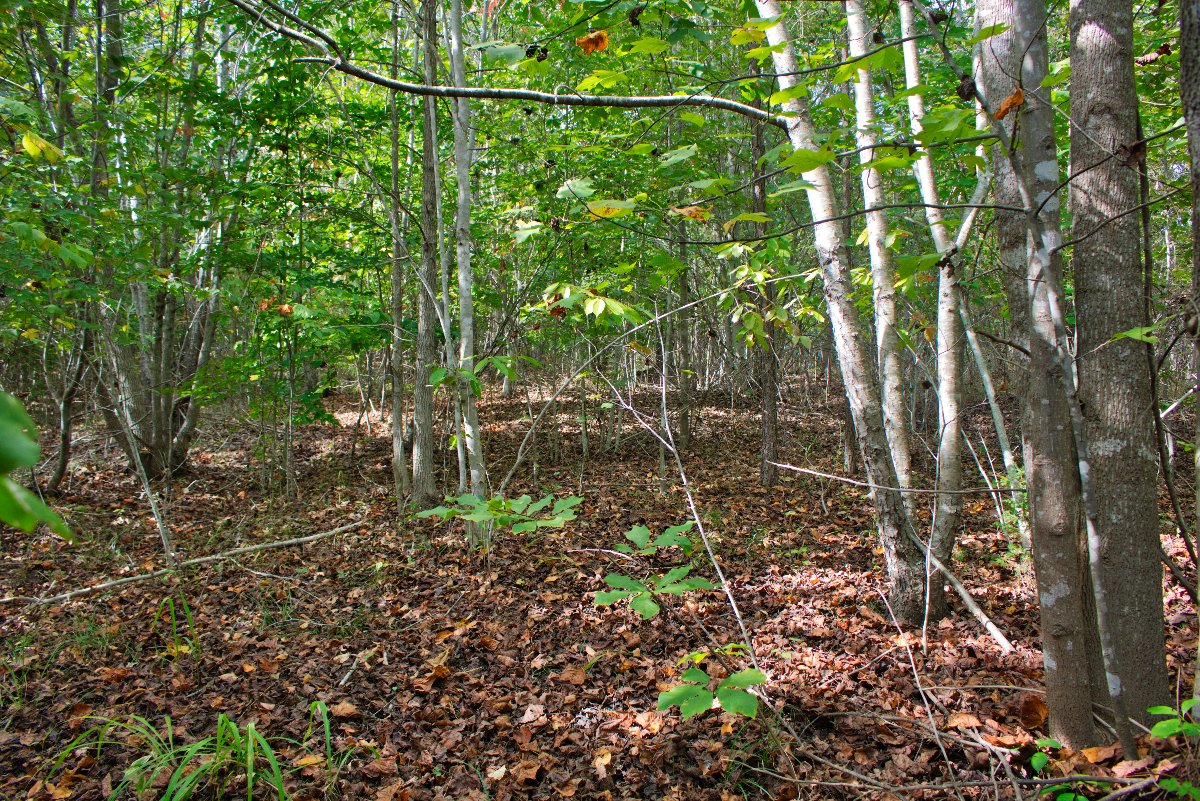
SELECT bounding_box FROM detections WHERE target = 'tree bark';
[899,0,963,619]
[974,0,1100,747]
[1069,0,1168,726]
[846,0,913,506]
[756,0,927,624]
[411,0,440,509]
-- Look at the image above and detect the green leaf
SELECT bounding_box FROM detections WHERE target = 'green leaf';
[679,112,706,128]
[681,667,709,683]
[781,146,835,174]
[556,178,596,199]
[768,179,817,197]
[594,589,632,606]
[628,592,660,619]
[719,668,766,689]
[967,23,1010,45]
[0,476,72,539]
[660,144,699,167]
[625,525,651,548]
[603,574,648,591]
[511,521,537,534]
[625,37,669,55]
[658,683,712,719]
[1112,324,1159,344]
[1151,718,1183,738]
[655,564,693,587]
[1030,752,1049,773]
[716,687,758,717]
[1148,706,1179,715]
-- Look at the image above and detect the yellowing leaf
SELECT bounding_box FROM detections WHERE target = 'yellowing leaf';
[22,131,63,162]
[722,212,770,233]
[585,199,636,219]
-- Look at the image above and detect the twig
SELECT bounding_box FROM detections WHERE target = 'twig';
[0,519,367,606]
[771,462,1025,494]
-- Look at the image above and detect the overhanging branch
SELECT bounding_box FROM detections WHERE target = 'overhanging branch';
[225,0,789,129]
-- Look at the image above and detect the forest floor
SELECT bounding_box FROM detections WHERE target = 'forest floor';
[1,387,1198,801]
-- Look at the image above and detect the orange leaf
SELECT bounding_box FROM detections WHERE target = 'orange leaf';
[994,87,1024,120]
[576,30,609,55]
[330,700,360,718]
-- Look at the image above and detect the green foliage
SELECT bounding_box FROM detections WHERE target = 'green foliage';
[657,666,766,720]
[418,493,582,535]
[0,393,70,540]
[594,522,714,620]
[151,593,201,661]
[1149,698,1200,739]
[51,702,369,800]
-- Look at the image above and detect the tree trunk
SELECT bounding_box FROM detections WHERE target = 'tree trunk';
[448,0,488,535]
[899,0,963,619]
[389,0,411,508]
[411,0,440,509]
[756,0,927,624]
[975,0,1099,747]
[846,0,912,505]
[1070,0,1168,727]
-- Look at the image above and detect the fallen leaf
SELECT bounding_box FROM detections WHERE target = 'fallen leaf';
[1017,693,1048,729]
[1112,757,1152,778]
[1080,742,1120,764]
[994,87,1024,120]
[294,755,325,767]
[330,701,359,718]
[557,665,587,685]
[593,749,612,779]
[487,765,507,781]
[947,712,982,730]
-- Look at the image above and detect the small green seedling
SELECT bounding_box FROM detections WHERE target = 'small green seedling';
[658,667,766,719]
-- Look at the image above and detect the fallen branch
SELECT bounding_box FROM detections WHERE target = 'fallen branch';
[0,518,368,606]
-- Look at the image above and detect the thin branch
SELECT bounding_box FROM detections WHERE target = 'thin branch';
[0,518,367,606]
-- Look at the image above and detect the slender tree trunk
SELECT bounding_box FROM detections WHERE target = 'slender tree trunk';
[389,0,411,508]
[1070,0,1168,727]
[899,0,963,619]
[1183,0,1200,705]
[756,0,927,624]
[846,0,912,505]
[448,0,487,517]
[748,84,777,487]
[411,0,440,508]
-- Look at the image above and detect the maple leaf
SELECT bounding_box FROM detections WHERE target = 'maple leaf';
[576,30,609,55]
[994,87,1024,120]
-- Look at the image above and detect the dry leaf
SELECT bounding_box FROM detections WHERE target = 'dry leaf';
[669,205,712,222]
[487,765,507,781]
[557,665,587,685]
[330,700,360,718]
[1017,693,1048,729]
[576,30,610,55]
[374,783,410,801]
[593,749,612,779]
[994,87,1025,120]
[1080,742,1120,764]
[1112,757,1152,778]
[947,712,983,730]
[294,754,325,767]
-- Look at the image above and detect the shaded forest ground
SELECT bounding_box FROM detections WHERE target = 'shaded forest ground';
[1,386,1197,800]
